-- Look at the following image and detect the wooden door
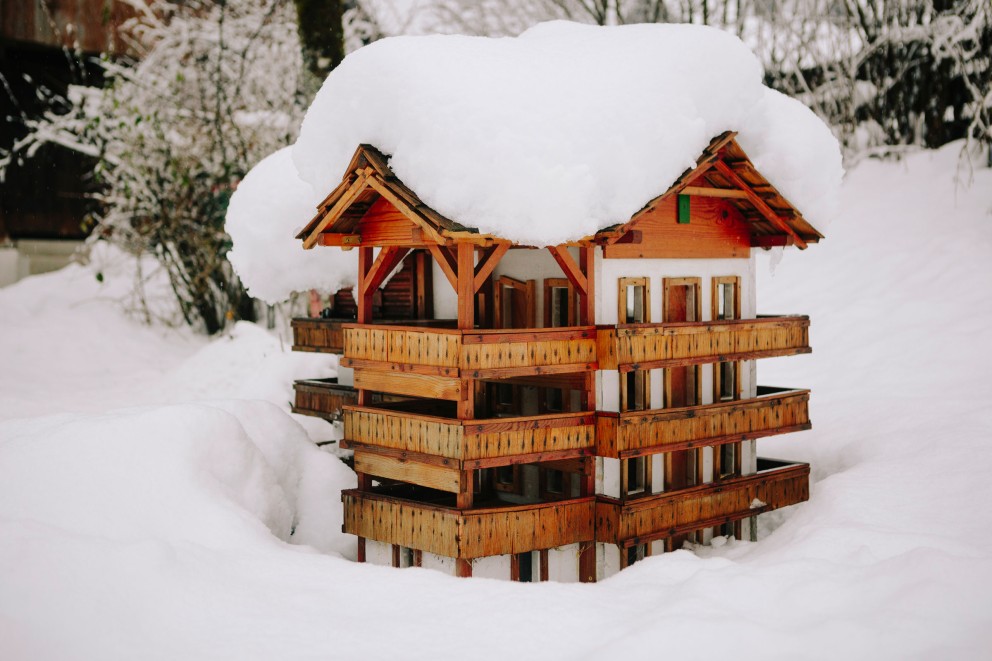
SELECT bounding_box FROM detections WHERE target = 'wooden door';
[663,277,702,492]
[494,276,536,329]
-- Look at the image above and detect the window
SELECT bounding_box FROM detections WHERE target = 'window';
[543,278,576,328]
[393,545,420,568]
[712,276,741,402]
[495,276,536,329]
[618,277,651,324]
[494,465,522,494]
[619,278,652,413]
[662,277,702,409]
[512,552,535,582]
[544,469,565,495]
[623,456,650,497]
[716,442,738,480]
[625,543,647,568]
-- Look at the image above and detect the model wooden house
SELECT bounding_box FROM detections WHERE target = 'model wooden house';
[290,130,819,581]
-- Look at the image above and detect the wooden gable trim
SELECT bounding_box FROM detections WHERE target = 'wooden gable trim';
[301,169,372,249]
[711,160,807,249]
[600,131,738,246]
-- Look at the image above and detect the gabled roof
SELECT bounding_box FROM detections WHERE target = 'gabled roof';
[599,132,824,248]
[296,145,477,248]
[299,136,824,250]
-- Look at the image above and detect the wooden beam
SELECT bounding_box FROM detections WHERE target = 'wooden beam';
[456,558,473,577]
[318,234,362,247]
[457,469,473,508]
[456,242,475,330]
[427,243,457,290]
[362,246,409,296]
[356,246,374,324]
[547,245,587,294]
[302,170,370,249]
[473,242,509,292]
[681,186,749,199]
[712,160,807,249]
[578,245,595,325]
[751,234,795,248]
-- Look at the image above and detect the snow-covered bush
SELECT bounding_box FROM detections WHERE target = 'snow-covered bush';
[1,0,308,334]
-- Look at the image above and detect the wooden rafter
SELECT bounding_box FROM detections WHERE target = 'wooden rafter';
[473,242,510,292]
[427,244,457,289]
[302,169,371,249]
[547,246,588,295]
[362,246,410,296]
[712,160,807,249]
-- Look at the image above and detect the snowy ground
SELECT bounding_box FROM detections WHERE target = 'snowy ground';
[1,143,991,659]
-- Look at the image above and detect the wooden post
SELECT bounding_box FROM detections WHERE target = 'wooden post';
[357,246,374,324]
[457,469,473,509]
[356,470,371,562]
[579,457,597,582]
[456,242,475,330]
[415,250,433,320]
[456,558,473,577]
[579,245,595,325]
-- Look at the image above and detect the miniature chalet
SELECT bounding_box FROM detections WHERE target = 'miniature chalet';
[290,131,819,581]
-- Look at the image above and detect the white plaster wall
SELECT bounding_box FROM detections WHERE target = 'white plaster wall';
[420,551,456,576]
[594,249,756,327]
[471,554,509,580]
[432,259,458,320]
[600,457,621,498]
[491,247,576,327]
[336,365,354,387]
[548,544,580,583]
[599,543,621,581]
[365,540,392,567]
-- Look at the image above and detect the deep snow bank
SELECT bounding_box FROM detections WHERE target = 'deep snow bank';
[2,144,991,659]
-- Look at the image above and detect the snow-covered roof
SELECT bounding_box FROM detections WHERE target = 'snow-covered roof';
[292,21,843,247]
[227,21,843,303]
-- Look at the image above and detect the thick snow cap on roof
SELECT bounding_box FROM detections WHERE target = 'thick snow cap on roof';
[226,147,356,303]
[293,21,843,246]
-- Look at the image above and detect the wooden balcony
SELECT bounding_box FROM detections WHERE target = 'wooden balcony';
[292,318,349,354]
[292,318,458,354]
[292,378,358,421]
[342,490,595,559]
[342,324,599,398]
[342,405,595,467]
[598,315,810,371]
[597,388,810,458]
[596,461,809,546]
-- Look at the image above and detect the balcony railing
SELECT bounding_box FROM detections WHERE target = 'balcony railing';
[342,324,599,378]
[597,315,810,370]
[292,378,358,421]
[342,405,595,466]
[597,389,810,458]
[292,318,458,354]
[342,491,595,559]
[596,461,809,546]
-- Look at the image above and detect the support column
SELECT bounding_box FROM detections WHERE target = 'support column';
[355,471,372,562]
[356,246,374,324]
[579,244,596,325]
